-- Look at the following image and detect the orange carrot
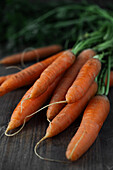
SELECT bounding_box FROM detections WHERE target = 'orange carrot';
[3,62,113,91]
[34,82,97,160]
[30,50,76,98]
[66,95,110,161]
[0,74,14,85]
[66,58,101,103]
[47,49,96,120]
[45,81,97,137]
[5,75,62,132]
[109,71,113,86]
[0,51,63,97]
[0,45,62,65]
[105,71,113,87]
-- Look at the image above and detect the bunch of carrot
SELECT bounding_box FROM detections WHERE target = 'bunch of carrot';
[0,46,112,162]
[0,2,113,163]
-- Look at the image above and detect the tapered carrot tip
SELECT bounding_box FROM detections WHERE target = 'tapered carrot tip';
[0,59,4,63]
[0,87,6,97]
[0,60,5,64]
[5,121,23,137]
[5,125,11,134]
[5,122,15,135]
[5,127,10,136]
[66,95,110,161]
[34,133,50,155]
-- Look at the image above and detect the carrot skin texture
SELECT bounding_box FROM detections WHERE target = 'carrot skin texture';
[3,68,113,90]
[0,51,63,97]
[66,95,110,161]
[105,71,113,87]
[66,58,101,103]
[0,74,14,85]
[0,45,62,65]
[30,50,76,98]
[109,71,113,86]
[47,49,96,120]
[4,57,113,91]
[46,81,97,138]
[6,75,62,132]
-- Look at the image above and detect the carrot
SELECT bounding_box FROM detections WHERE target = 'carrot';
[34,81,97,160]
[0,51,63,97]
[0,45,62,65]
[109,71,113,86]
[30,50,76,98]
[46,81,97,137]
[66,58,101,103]
[105,71,113,87]
[2,65,113,92]
[66,95,110,161]
[0,74,14,85]
[5,75,62,133]
[47,49,96,120]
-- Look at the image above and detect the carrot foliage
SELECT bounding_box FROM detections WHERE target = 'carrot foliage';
[1,0,113,95]
[71,6,113,96]
[1,1,113,52]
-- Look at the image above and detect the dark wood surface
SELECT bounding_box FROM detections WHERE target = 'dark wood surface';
[0,53,113,170]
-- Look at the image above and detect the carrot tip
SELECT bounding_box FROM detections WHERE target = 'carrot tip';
[34,135,68,163]
[4,127,10,136]
[47,118,51,123]
[66,131,85,161]
[4,118,27,137]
